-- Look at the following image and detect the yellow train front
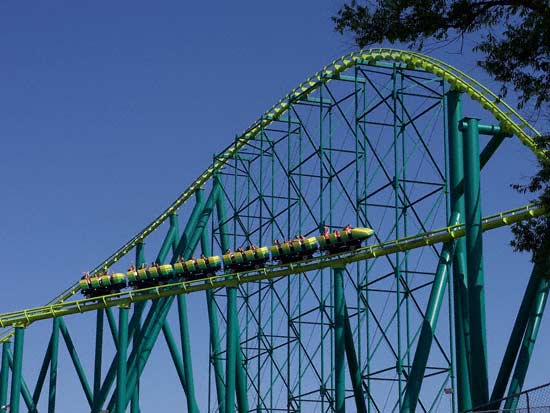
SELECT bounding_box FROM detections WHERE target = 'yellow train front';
[79,226,375,298]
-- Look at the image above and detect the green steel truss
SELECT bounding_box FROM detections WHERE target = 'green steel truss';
[0,49,548,413]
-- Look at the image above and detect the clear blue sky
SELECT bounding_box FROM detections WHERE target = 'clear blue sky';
[0,1,546,412]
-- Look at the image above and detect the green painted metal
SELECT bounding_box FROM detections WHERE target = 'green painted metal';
[0,49,548,413]
[215,174,249,413]
[401,212,460,413]
[161,321,188,388]
[5,348,36,412]
[503,276,550,410]
[59,318,93,406]
[334,266,346,413]
[489,265,541,408]
[461,117,489,408]
[131,243,147,413]
[48,317,60,413]
[226,286,238,413]
[447,90,472,412]
[92,309,104,413]
[116,306,129,413]
[343,305,367,413]
[106,307,119,348]
[177,294,198,413]
[0,342,9,408]
[0,204,542,331]
[32,336,52,406]
[10,327,24,413]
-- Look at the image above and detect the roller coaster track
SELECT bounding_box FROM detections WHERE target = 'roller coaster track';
[42,48,546,310]
[0,203,543,333]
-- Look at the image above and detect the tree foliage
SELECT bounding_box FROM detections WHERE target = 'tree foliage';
[510,136,550,262]
[333,0,550,109]
[333,0,550,259]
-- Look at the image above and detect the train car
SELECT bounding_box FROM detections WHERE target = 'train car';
[316,227,374,254]
[222,246,269,271]
[79,226,375,298]
[80,272,127,298]
[270,236,318,264]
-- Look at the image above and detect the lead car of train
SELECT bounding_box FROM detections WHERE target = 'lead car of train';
[79,226,375,298]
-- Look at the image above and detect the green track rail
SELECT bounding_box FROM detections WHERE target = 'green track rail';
[45,48,546,308]
[0,203,543,334]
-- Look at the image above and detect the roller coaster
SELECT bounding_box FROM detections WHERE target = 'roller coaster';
[0,49,548,413]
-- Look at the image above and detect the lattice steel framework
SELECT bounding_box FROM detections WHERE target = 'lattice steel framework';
[0,49,547,413]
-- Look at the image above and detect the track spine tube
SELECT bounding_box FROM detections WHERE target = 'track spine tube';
[461,117,489,408]
[10,327,24,413]
[48,317,60,413]
[447,90,472,412]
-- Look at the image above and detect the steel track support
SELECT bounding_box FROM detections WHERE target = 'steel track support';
[215,175,249,413]
[226,287,238,413]
[32,335,52,406]
[203,186,226,413]
[131,240,146,413]
[106,187,220,412]
[116,307,129,413]
[334,266,346,413]
[48,317,60,413]
[177,294,199,413]
[103,298,173,411]
[161,322,188,389]
[102,194,206,411]
[6,349,35,412]
[10,327,24,413]
[461,117,489,408]
[0,342,9,408]
[503,277,550,410]
[92,309,104,413]
[489,265,542,407]
[343,305,367,413]
[447,90,472,412]
[59,318,93,406]
[402,212,460,412]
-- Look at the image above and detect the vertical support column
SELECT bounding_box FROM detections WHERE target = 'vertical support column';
[461,117,489,408]
[116,307,129,413]
[401,211,459,413]
[447,90,472,412]
[177,294,198,413]
[10,327,25,413]
[132,234,146,411]
[490,265,541,407]
[215,175,248,413]
[226,287,238,413]
[334,266,346,413]
[0,342,10,408]
[48,318,60,413]
[343,305,367,413]
[93,309,104,413]
[504,277,550,410]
